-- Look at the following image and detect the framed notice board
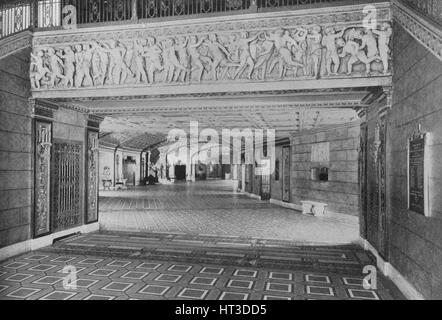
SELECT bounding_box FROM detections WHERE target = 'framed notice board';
[407,127,431,216]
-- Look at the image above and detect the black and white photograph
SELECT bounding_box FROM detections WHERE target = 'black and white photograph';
[0,0,441,307]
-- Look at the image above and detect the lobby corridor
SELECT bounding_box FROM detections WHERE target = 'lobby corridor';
[99,181,359,245]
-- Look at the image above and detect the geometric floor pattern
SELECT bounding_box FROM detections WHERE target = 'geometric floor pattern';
[0,232,405,300]
[99,181,359,244]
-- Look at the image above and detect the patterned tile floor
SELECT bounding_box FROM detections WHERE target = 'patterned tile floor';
[0,181,404,300]
[0,231,405,300]
[99,180,359,245]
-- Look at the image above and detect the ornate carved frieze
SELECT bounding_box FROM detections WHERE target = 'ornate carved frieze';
[393,0,442,62]
[34,120,52,237]
[86,130,99,223]
[30,6,392,93]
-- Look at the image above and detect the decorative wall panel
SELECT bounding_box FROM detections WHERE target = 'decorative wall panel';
[282,146,290,202]
[359,124,368,238]
[52,141,82,232]
[34,120,52,237]
[367,116,388,258]
[86,130,99,223]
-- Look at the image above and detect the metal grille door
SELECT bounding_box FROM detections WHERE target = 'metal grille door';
[52,141,82,232]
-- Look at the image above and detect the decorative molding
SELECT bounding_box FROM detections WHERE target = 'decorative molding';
[89,100,362,115]
[393,0,442,62]
[58,102,90,114]
[87,114,104,129]
[0,30,33,60]
[30,99,59,119]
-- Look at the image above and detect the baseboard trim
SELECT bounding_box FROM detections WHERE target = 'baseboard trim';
[269,198,300,211]
[360,237,425,300]
[0,223,99,262]
[241,191,262,200]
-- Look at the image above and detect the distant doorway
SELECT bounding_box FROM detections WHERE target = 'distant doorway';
[123,157,136,186]
[174,165,186,180]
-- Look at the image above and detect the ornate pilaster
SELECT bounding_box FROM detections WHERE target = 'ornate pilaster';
[31,99,57,237]
[34,120,52,237]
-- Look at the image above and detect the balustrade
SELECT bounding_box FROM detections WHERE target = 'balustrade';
[0,0,362,39]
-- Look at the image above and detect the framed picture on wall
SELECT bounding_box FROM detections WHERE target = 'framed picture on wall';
[407,126,431,216]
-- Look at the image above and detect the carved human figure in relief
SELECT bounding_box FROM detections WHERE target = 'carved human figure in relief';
[90,42,109,86]
[360,28,379,59]
[103,40,133,85]
[266,29,304,79]
[79,44,94,86]
[306,26,322,78]
[221,34,240,80]
[187,35,209,82]
[337,37,379,74]
[90,42,103,86]
[232,31,260,80]
[133,39,148,83]
[372,22,392,74]
[74,44,84,87]
[30,50,50,89]
[46,47,65,87]
[290,28,308,77]
[57,46,75,87]
[174,36,190,82]
[162,38,187,83]
[252,33,275,80]
[322,26,346,75]
[124,41,137,83]
[204,33,233,81]
[144,36,163,84]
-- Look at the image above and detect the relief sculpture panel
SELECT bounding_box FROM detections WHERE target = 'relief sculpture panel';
[30,8,392,90]
[34,121,52,237]
[86,131,99,223]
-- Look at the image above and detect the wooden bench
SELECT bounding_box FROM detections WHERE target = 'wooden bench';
[300,201,328,217]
